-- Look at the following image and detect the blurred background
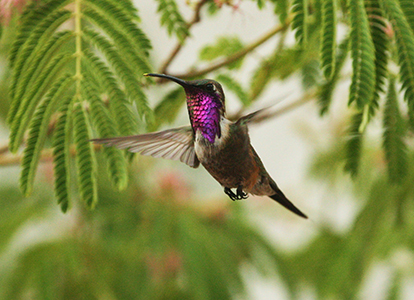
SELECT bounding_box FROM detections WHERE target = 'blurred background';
[0,0,414,299]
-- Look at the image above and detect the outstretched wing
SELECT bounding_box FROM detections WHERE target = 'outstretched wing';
[91,126,200,168]
[236,107,271,126]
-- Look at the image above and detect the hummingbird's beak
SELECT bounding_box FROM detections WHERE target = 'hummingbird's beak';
[144,73,189,87]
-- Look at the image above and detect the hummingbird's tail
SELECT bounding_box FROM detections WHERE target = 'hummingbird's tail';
[269,179,308,219]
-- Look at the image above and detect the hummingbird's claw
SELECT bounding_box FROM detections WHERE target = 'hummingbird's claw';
[224,187,249,201]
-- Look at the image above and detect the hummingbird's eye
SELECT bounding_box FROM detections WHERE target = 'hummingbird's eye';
[205,83,215,92]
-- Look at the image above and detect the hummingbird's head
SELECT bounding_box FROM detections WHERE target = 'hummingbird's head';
[145,73,226,143]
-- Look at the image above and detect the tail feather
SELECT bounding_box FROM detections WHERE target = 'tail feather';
[269,192,308,219]
[269,179,307,219]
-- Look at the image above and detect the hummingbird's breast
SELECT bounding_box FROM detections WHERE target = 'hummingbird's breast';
[194,119,261,191]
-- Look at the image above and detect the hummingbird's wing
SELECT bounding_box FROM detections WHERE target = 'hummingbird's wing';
[91,126,200,168]
[236,107,271,126]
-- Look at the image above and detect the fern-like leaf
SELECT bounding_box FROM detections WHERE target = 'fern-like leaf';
[82,50,138,137]
[215,74,250,107]
[82,80,129,190]
[9,9,71,105]
[73,104,98,209]
[199,37,245,70]
[83,28,152,123]
[291,0,308,45]
[20,75,73,196]
[8,0,70,68]
[8,30,74,126]
[149,87,185,132]
[9,53,72,153]
[53,97,73,212]
[271,0,289,23]
[382,76,408,183]
[318,37,349,115]
[382,0,414,119]
[344,111,364,177]
[348,0,376,109]
[155,0,189,41]
[366,0,389,118]
[399,0,414,32]
[320,0,337,79]
[82,5,151,77]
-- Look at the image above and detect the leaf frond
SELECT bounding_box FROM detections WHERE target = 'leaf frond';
[82,80,129,190]
[215,74,250,107]
[382,0,414,119]
[318,37,349,115]
[20,74,74,196]
[9,52,72,153]
[291,0,308,45]
[73,103,98,209]
[348,0,376,109]
[366,0,389,118]
[320,0,337,79]
[83,28,153,123]
[382,76,408,183]
[8,30,74,125]
[344,111,364,177]
[82,50,138,137]
[155,0,189,41]
[82,6,151,77]
[9,9,71,103]
[149,87,185,132]
[8,0,70,68]
[53,97,74,212]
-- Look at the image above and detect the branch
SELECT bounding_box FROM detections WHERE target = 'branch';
[170,16,292,80]
[159,0,209,74]
[229,88,317,123]
[0,144,102,167]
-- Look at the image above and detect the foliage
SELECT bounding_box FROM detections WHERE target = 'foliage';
[0,172,289,300]
[6,0,152,211]
[2,0,414,299]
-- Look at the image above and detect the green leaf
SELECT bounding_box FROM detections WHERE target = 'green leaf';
[8,30,74,126]
[82,5,151,77]
[149,87,185,132]
[399,0,414,32]
[9,9,71,106]
[366,0,389,118]
[8,0,70,68]
[348,0,376,109]
[199,36,245,69]
[53,97,73,212]
[318,37,349,115]
[291,0,308,45]
[382,0,414,120]
[271,0,289,23]
[83,28,153,123]
[301,59,321,90]
[9,52,72,153]
[20,75,73,196]
[82,80,129,191]
[82,50,138,137]
[382,76,408,183]
[73,103,98,209]
[155,0,189,41]
[320,0,337,79]
[344,111,364,177]
[216,74,251,107]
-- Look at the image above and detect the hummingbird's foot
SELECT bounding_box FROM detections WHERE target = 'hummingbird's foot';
[224,187,249,201]
[236,186,249,200]
[224,187,238,201]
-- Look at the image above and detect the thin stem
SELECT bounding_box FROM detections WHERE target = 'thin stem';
[170,17,292,80]
[74,0,82,99]
[159,0,209,74]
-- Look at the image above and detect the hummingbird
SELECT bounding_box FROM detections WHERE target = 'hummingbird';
[92,73,307,218]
